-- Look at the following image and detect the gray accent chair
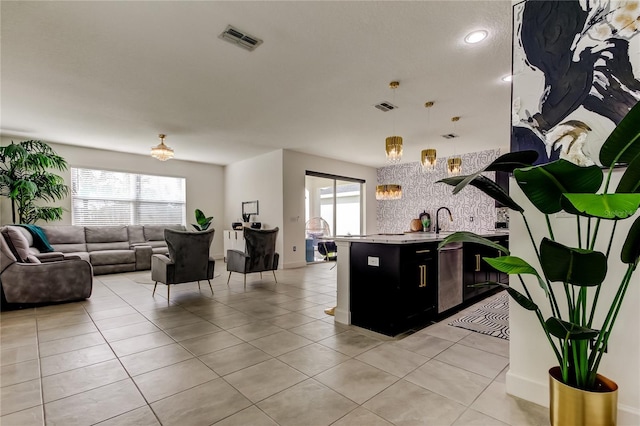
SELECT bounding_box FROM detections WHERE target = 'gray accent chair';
[226,227,279,289]
[151,228,215,300]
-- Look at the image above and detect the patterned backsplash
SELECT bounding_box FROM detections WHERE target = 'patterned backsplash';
[377,149,504,234]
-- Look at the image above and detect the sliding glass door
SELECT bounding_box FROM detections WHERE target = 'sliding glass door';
[305,172,363,263]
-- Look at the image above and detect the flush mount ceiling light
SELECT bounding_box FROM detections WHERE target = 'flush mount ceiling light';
[447,116,462,176]
[465,30,488,44]
[375,184,402,201]
[151,134,174,161]
[421,101,437,172]
[385,81,403,164]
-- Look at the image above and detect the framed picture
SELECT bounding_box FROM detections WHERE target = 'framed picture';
[242,200,259,221]
[511,0,640,166]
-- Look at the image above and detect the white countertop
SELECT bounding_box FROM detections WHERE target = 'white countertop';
[334,231,509,245]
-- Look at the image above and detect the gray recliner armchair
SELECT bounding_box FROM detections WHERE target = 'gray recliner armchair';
[151,228,215,300]
[227,227,279,289]
[0,227,93,304]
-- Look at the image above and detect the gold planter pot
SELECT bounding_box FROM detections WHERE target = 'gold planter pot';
[549,366,618,426]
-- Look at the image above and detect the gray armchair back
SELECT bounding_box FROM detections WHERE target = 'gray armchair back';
[226,227,279,288]
[244,227,279,273]
[152,228,215,285]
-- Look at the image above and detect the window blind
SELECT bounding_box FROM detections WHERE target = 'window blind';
[71,168,186,226]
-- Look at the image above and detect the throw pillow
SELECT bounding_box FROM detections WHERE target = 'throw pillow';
[2,227,31,262]
[26,255,42,264]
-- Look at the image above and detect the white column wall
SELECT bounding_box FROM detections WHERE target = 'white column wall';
[223,150,284,264]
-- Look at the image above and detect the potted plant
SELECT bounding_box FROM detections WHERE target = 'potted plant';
[191,209,213,231]
[437,102,640,426]
[0,140,69,224]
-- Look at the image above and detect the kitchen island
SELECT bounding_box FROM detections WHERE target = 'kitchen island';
[333,232,508,336]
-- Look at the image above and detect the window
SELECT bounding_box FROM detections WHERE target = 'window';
[71,168,186,226]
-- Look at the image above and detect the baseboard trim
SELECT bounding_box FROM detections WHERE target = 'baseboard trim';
[505,369,548,407]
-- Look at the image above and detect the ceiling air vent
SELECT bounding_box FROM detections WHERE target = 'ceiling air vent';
[441,133,459,139]
[374,102,397,112]
[219,25,263,51]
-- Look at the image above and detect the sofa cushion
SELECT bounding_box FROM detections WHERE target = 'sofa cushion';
[89,250,135,266]
[41,226,86,244]
[128,225,145,244]
[85,226,129,243]
[86,241,130,252]
[144,224,184,242]
[2,226,31,262]
[0,233,17,268]
[64,252,91,263]
[26,255,42,264]
[41,226,88,253]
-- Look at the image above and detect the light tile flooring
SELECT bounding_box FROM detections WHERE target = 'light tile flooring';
[0,263,549,426]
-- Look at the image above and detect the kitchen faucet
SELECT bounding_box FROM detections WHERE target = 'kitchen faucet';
[435,207,453,234]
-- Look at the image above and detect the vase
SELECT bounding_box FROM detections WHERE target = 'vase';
[549,366,618,426]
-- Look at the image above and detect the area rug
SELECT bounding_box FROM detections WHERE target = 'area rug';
[449,292,509,340]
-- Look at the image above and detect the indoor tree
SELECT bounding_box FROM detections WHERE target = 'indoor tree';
[0,140,69,224]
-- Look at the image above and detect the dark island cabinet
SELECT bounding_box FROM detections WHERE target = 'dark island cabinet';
[463,236,509,301]
[350,242,438,336]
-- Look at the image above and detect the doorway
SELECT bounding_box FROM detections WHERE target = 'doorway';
[305,172,364,263]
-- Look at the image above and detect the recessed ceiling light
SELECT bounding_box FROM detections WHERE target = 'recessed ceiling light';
[465,30,488,44]
[502,75,512,82]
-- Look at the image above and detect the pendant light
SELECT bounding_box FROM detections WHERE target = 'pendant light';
[447,116,462,176]
[151,134,174,161]
[420,101,437,171]
[375,184,402,200]
[385,81,403,163]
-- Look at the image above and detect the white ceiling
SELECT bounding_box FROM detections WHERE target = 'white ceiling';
[1,1,513,168]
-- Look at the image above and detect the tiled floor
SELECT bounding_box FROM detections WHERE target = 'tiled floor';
[0,263,549,426]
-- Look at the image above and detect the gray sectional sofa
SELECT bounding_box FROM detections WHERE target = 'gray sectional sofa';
[5,224,185,275]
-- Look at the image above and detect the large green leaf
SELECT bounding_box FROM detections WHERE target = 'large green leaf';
[490,282,538,311]
[561,193,640,219]
[540,238,607,286]
[446,150,538,195]
[514,160,603,214]
[545,317,600,341]
[600,102,640,167]
[438,151,537,196]
[437,231,509,255]
[439,175,523,212]
[621,215,640,265]
[484,256,550,296]
[616,152,640,193]
[484,150,539,172]
[484,256,537,275]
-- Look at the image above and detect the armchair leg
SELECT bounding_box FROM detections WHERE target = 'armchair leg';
[153,282,158,296]
[244,275,246,290]
[272,271,278,284]
[197,281,201,290]
[260,272,263,279]
[167,284,170,301]
[227,272,232,286]
[207,279,213,295]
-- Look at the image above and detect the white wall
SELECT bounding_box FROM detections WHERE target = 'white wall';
[506,170,640,422]
[223,150,284,262]
[0,138,226,258]
[283,150,378,269]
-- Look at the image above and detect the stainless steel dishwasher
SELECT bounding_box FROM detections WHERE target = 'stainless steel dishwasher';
[438,242,463,313]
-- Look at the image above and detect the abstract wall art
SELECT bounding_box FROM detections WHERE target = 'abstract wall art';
[511,0,640,166]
